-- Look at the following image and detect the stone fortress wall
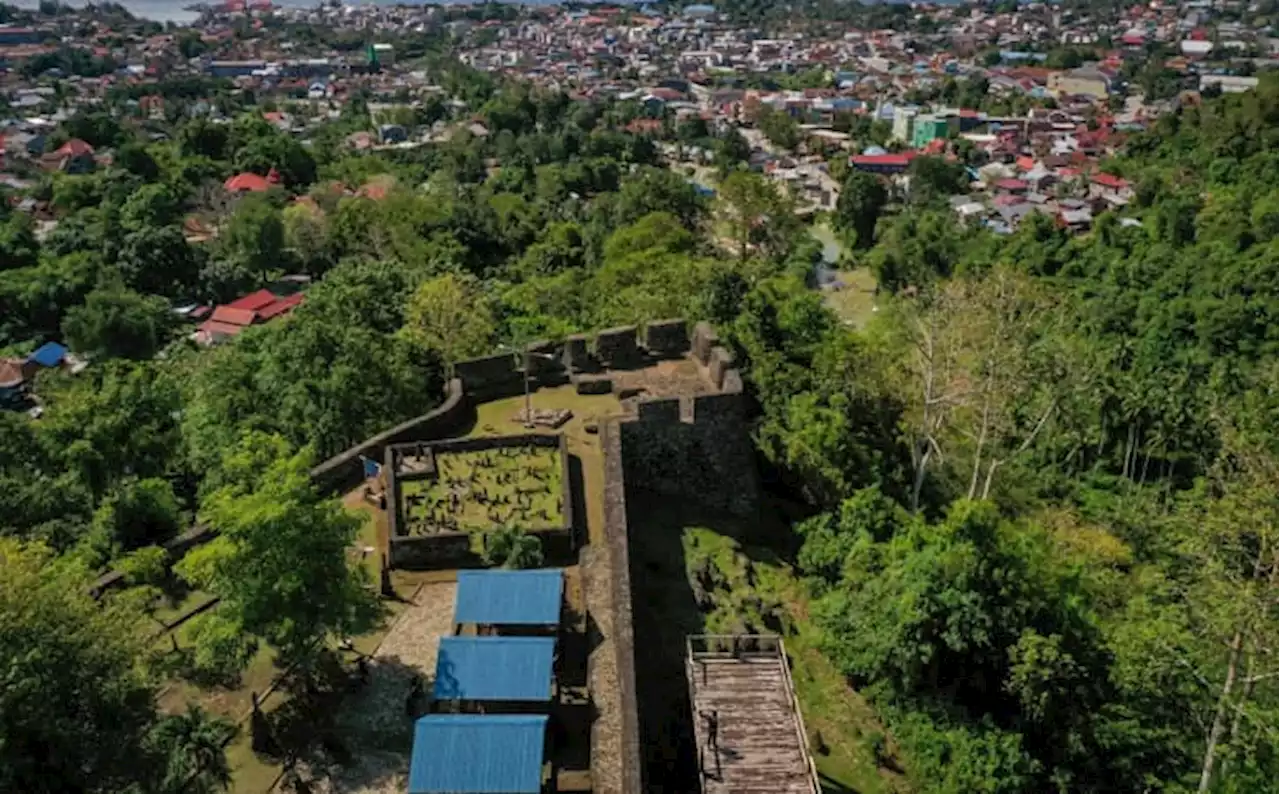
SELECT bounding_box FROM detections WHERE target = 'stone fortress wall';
[94,318,760,794]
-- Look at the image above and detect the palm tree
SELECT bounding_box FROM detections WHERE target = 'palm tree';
[149,705,236,794]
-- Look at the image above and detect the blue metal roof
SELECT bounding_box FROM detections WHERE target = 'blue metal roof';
[409,715,548,794]
[28,342,66,368]
[454,569,563,627]
[434,636,555,702]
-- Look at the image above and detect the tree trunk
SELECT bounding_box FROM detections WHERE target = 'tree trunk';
[910,440,932,514]
[1198,630,1244,793]
[1219,646,1257,780]
[967,403,990,500]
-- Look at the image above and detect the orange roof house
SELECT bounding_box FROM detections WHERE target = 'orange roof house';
[223,168,281,193]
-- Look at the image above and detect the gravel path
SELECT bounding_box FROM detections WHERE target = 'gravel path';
[295,581,457,794]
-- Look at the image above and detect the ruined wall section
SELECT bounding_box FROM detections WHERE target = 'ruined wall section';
[616,323,758,517]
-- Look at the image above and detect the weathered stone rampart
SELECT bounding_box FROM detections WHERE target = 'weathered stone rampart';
[309,378,471,494]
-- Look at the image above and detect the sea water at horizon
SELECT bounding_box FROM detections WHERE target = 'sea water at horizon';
[5,0,976,26]
[6,0,600,25]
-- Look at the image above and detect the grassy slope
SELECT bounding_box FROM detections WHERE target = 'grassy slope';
[822,268,880,330]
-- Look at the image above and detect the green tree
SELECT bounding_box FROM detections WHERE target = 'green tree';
[37,360,184,497]
[716,170,800,262]
[481,525,544,569]
[176,435,380,672]
[146,706,235,794]
[714,127,752,171]
[835,170,888,248]
[401,273,496,374]
[907,156,968,203]
[87,477,182,562]
[0,539,165,794]
[63,286,176,360]
[0,213,39,270]
[281,201,332,276]
[757,107,801,150]
[217,193,284,284]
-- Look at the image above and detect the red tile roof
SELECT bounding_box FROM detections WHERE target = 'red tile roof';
[210,306,257,327]
[1091,172,1130,189]
[56,138,94,157]
[255,293,304,321]
[224,172,272,193]
[852,152,918,167]
[226,289,277,311]
[197,319,247,338]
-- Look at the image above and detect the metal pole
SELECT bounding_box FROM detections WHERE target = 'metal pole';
[523,345,533,428]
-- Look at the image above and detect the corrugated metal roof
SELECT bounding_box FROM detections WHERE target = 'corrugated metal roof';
[28,341,66,368]
[454,569,563,627]
[226,289,277,311]
[408,715,548,794]
[434,636,555,702]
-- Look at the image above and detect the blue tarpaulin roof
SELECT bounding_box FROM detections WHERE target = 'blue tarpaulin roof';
[454,569,563,627]
[28,342,67,368]
[434,636,555,702]
[409,715,548,794]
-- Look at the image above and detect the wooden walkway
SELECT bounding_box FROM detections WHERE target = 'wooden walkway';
[686,638,819,794]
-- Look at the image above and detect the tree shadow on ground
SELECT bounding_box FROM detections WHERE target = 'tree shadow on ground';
[266,655,431,794]
[819,771,860,794]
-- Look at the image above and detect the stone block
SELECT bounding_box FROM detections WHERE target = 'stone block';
[636,397,681,423]
[707,346,734,390]
[563,334,592,372]
[575,375,613,395]
[522,339,566,380]
[691,322,718,365]
[454,351,519,390]
[643,319,690,358]
[594,326,640,367]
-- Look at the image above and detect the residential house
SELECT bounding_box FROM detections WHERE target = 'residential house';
[224,169,280,193]
[0,358,25,407]
[194,289,304,346]
[1048,67,1111,100]
[51,138,95,173]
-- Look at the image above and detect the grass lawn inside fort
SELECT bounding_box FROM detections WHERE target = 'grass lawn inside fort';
[398,445,564,536]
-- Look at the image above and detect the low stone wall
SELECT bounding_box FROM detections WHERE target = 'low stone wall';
[388,527,574,570]
[90,524,217,597]
[309,379,471,495]
[388,531,476,569]
[643,319,690,359]
[454,352,520,393]
[386,434,574,570]
[594,326,640,368]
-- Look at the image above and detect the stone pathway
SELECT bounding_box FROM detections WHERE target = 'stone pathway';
[293,581,456,794]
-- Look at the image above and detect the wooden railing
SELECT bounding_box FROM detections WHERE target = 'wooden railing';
[685,634,822,794]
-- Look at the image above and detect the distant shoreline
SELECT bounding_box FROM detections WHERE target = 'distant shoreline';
[3,0,630,24]
[2,0,979,26]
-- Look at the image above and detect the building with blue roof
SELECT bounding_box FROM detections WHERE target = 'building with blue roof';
[434,636,556,703]
[28,341,67,369]
[409,715,548,794]
[454,569,563,630]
